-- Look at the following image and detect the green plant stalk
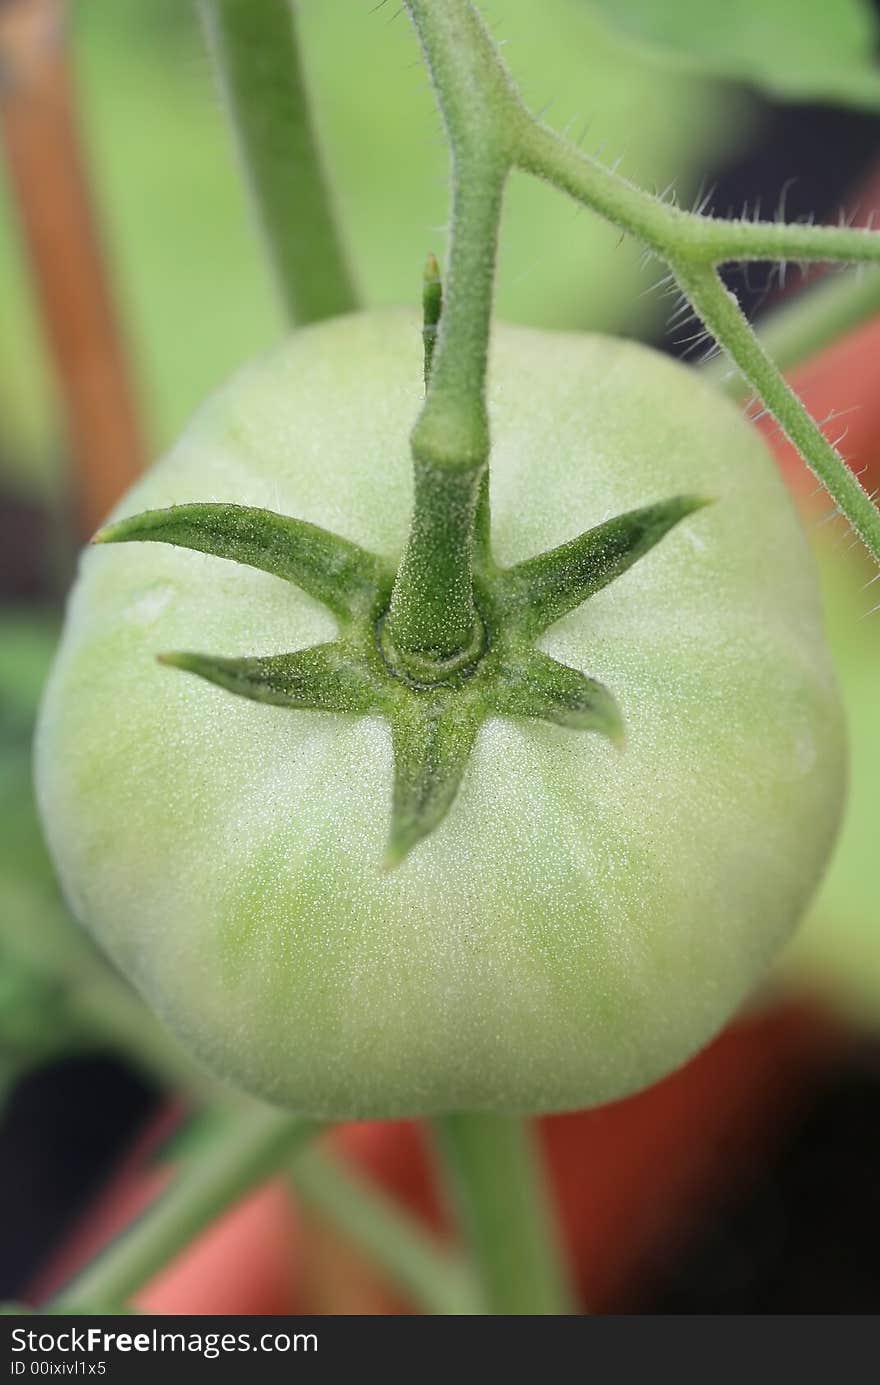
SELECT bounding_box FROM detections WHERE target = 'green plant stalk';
[430,1115,574,1315]
[401,0,880,566]
[50,1109,318,1312]
[384,38,510,668]
[199,0,357,325]
[678,262,880,554]
[384,0,522,675]
[290,1146,480,1315]
[517,117,880,267]
[702,267,880,396]
[514,126,880,566]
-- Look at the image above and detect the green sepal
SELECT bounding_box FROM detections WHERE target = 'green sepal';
[95,503,390,623]
[94,486,712,866]
[497,494,710,637]
[385,699,480,868]
[490,650,624,745]
[158,642,386,713]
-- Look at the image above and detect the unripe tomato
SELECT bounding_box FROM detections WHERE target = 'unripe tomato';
[34,310,845,1118]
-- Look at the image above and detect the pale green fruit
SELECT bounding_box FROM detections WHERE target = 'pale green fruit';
[35,310,845,1117]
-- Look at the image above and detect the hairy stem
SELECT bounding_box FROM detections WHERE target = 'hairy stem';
[430,1114,574,1315]
[405,0,880,564]
[678,214,880,267]
[517,117,880,270]
[199,0,357,324]
[385,2,515,673]
[50,1108,318,1312]
[290,1146,480,1315]
[679,262,880,553]
[702,268,880,396]
[516,118,684,254]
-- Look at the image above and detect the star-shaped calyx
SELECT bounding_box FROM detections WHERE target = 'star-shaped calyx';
[94,491,708,866]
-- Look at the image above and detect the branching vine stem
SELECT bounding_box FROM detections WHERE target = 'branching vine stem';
[517,117,880,267]
[392,0,880,576]
[675,263,880,557]
[701,267,880,395]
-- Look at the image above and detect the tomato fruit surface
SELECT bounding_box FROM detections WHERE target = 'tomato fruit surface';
[35,310,845,1117]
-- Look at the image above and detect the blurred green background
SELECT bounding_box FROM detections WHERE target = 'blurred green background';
[0,0,751,495]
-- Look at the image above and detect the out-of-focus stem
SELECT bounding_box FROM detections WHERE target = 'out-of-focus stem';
[49,1107,319,1312]
[430,1113,575,1314]
[0,0,146,536]
[290,1145,480,1314]
[199,0,358,325]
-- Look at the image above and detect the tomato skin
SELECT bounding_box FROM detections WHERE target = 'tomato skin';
[34,310,845,1118]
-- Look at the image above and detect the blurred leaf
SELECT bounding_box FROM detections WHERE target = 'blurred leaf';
[0,614,59,741]
[588,0,880,109]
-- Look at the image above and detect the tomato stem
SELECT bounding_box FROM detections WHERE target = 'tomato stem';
[399,0,880,570]
[49,1108,319,1312]
[701,266,880,397]
[430,1114,575,1315]
[199,0,358,325]
[383,2,517,679]
[677,262,880,562]
[290,1146,480,1314]
[384,160,505,677]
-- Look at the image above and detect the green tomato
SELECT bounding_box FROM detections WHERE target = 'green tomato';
[35,310,845,1118]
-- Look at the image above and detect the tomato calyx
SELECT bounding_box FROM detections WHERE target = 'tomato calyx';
[94,503,391,622]
[94,489,707,864]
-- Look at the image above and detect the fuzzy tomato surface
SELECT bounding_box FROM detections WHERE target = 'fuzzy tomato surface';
[35,310,845,1117]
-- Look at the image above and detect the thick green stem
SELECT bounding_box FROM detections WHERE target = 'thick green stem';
[404,0,521,152]
[678,263,880,555]
[199,0,357,325]
[702,267,880,396]
[382,447,488,676]
[383,0,515,677]
[412,159,503,471]
[290,1146,480,1315]
[383,153,505,668]
[50,1108,318,1312]
[430,1114,574,1315]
